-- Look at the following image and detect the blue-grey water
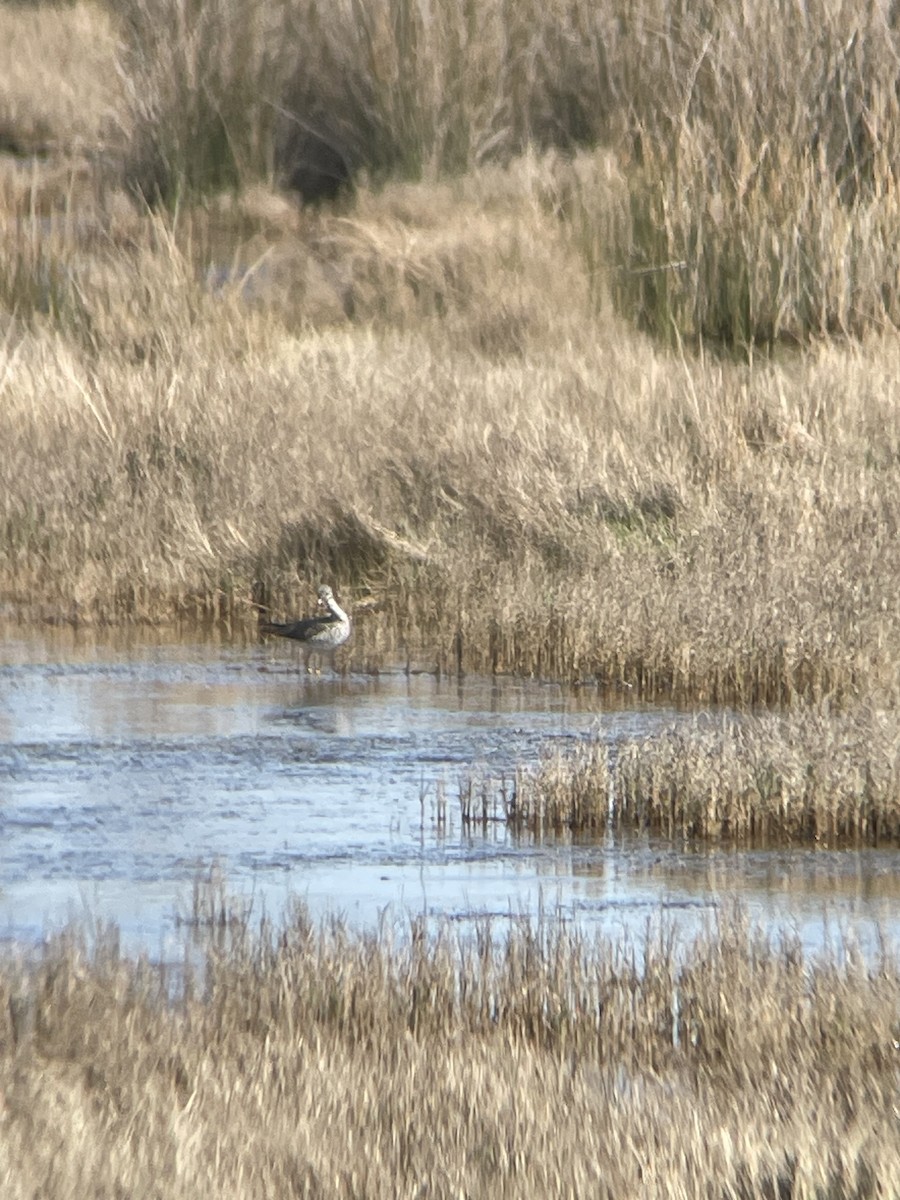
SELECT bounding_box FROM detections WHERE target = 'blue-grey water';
[1,627,899,961]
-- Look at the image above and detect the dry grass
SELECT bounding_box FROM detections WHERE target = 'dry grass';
[4,7,900,1189]
[2,170,899,707]
[4,0,900,338]
[106,0,900,342]
[1,0,900,711]
[0,2,122,158]
[504,707,900,842]
[1,904,899,1198]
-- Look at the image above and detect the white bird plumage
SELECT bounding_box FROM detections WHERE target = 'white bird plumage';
[259,584,351,672]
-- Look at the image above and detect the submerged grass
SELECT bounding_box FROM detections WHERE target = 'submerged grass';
[2,904,900,1197]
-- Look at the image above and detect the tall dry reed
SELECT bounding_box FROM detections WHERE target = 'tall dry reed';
[6,0,894,340]
[1,903,899,1197]
[0,2,122,158]
[2,166,900,704]
[103,0,900,341]
[2,5,900,705]
[502,706,900,842]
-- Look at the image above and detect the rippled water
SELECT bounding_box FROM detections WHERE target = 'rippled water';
[2,628,899,958]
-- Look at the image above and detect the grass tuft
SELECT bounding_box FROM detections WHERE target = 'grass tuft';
[504,707,900,843]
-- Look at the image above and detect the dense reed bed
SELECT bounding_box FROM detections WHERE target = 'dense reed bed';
[4,177,900,705]
[6,0,899,343]
[1,0,899,711]
[2,904,899,1198]
[4,6,900,1191]
[504,707,900,842]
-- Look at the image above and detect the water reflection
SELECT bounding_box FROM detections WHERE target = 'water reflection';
[1,626,898,960]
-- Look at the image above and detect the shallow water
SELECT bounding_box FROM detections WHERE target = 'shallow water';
[1,628,899,959]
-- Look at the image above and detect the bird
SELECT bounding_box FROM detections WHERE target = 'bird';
[259,584,351,673]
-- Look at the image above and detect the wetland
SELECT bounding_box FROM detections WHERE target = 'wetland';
[3,0,900,1192]
[2,629,898,962]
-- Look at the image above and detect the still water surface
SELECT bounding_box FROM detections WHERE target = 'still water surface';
[2,629,899,958]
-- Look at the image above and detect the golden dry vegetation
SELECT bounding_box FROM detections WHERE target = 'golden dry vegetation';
[2,904,900,1199]
[0,0,899,711]
[0,9,897,733]
[500,706,900,842]
[3,2,900,1193]
[2,1,900,821]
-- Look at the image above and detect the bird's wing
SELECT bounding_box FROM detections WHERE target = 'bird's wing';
[261,614,330,640]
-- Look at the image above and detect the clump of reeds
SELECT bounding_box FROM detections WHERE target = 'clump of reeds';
[112,0,622,199]
[585,0,900,346]
[106,0,900,342]
[614,708,900,842]
[505,707,900,842]
[0,2,122,159]
[114,0,300,203]
[501,738,611,837]
[1,902,899,1197]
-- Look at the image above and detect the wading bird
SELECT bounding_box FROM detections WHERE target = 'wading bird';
[259,584,351,673]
